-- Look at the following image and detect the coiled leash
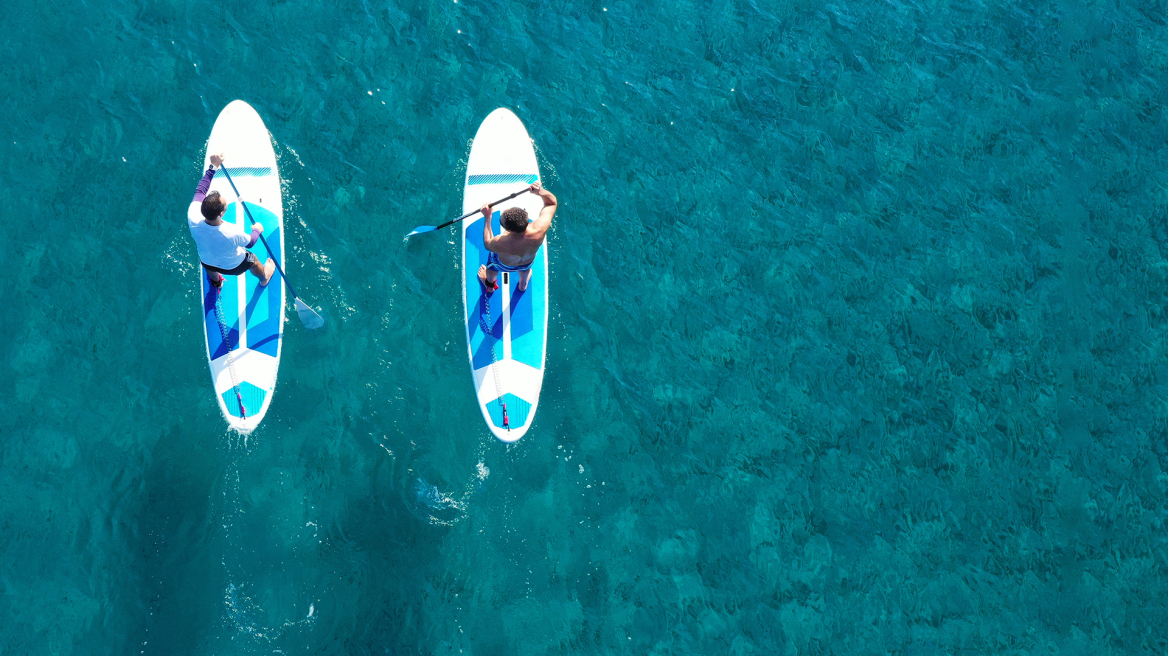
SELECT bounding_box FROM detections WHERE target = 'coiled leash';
[480,279,509,430]
[212,280,248,420]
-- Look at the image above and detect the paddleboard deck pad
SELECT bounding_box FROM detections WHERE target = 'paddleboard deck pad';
[462,108,548,442]
[199,100,285,433]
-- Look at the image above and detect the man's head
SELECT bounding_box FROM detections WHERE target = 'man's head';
[501,207,530,233]
[201,191,227,220]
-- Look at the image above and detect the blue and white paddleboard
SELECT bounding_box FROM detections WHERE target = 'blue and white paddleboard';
[462,108,548,442]
[199,100,285,433]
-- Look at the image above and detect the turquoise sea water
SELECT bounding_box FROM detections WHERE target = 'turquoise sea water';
[3,0,1168,652]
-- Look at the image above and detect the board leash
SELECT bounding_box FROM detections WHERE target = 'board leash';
[213,283,248,420]
[480,287,509,431]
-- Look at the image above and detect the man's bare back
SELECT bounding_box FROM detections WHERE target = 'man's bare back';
[477,182,558,293]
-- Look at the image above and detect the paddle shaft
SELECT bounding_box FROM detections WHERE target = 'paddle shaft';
[436,188,530,231]
[219,167,303,302]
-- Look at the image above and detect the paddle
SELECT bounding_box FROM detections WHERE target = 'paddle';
[405,188,531,237]
[220,166,325,330]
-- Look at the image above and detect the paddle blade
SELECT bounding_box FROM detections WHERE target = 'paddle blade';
[295,298,325,329]
[406,225,437,237]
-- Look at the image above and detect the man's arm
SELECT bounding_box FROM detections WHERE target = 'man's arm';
[527,182,557,238]
[193,153,225,203]
[242,217,264,248]
[187,166,216,225]
[192,166,216,203]
[481,203,497,252]
[187,154,224,225]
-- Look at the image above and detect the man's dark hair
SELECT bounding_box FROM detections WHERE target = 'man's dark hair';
[501,207,530,233]
[201,190,226,220]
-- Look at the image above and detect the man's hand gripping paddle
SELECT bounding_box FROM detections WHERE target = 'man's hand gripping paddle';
[220,167,325,330]
[405,188,530,237]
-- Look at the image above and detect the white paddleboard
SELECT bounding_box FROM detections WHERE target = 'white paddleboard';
[198,100,285,433]
[462,108,548,442]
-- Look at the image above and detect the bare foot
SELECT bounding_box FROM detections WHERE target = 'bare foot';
[477,264,498,294]
[517,267,532,292]
[259,259,276,286]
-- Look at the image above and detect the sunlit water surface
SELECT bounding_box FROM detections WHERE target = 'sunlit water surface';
[2,0,1167,653]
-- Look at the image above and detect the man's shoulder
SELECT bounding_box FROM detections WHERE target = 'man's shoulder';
[187,202,205,227]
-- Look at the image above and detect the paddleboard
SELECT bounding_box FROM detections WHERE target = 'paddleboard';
[198,100,285,433]
[462,108,548,442]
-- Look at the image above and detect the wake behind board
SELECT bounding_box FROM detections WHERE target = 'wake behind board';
[462,108,548,442]
[199,100,285,433]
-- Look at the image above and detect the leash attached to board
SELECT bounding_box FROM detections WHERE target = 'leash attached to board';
[480,292,510,431]
[212,285,248,420]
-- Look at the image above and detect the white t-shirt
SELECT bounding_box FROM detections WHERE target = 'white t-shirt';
[187,202,251,269]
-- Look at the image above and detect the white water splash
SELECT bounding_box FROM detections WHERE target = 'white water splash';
[224,582,317,644]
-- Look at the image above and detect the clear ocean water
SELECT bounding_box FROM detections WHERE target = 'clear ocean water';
[3,0,1167,652]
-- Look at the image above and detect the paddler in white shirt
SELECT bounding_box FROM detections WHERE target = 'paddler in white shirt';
[187,153,275,288]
